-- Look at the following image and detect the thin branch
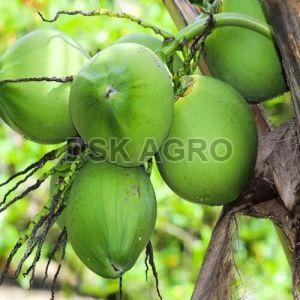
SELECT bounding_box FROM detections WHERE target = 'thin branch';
[146,241,163,300]
[0,147,64,188]
[0,242,22,284]
[0,167,40,207]
[38,10,173,39]
[14,216,48,278]
[50,229,67,300]
[119,276,123,300]
[0,154,81,287]
[0,76,73,85]
[42,228,67,287]
[26,191,66,289]
[145,250,150,281]
[0,170,53,213]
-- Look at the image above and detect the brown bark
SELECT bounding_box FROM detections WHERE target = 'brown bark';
[163,0,300,299]
[191,120,300,300]
[262,0,300,132]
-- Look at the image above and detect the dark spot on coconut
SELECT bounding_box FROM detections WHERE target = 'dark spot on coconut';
[137,187,141,198]
[105,85,116,99]
[111,263,120,272]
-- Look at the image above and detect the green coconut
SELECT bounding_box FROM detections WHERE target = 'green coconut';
[156,75,258,205]
[205,0,286,102]
[65,161,157,279]
[70,43,174,167]
[115,33,183,73]
[116,33,163,52]
[0,29,90,144]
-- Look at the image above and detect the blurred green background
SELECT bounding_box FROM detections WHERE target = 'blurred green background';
[0,0,294,299]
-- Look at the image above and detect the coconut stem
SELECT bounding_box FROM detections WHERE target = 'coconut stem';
[50,229,67,300]
[1,167,43,206]
[0,206,49,284]
[119,276,123,300]
[210,0,222,12]
[0,146,65,188]
[0,167,56,213]
[160,12,274,58]
[0,156,83,288]
[180,13,214,76]
[200,0,222,13]
[38,10,173,40]
[0,76,73,85]
[146,241,163,300]
[145,249,150,281]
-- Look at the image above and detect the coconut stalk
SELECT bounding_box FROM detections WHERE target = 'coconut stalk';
[163,0,300,299]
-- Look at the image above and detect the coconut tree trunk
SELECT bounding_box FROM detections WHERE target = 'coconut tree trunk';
[163,0,300,299]
[262,1,300,135]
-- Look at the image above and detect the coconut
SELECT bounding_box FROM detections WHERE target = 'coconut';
[205,0,286,102]
[65,160,157,279]
[70,43,174,167]
[0,29,90,144]
[115,33,183,73]
[156,75,258,205]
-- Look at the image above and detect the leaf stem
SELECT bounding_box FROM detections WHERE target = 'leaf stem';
[38,10,173,40]
[160,13,274,58]
[0,76,73,84]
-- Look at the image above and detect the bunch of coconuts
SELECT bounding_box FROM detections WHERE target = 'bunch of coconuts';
[0,0,286,279]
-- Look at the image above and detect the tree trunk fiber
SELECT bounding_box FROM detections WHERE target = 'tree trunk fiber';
[262,0,300,134]
[163,0,300,299]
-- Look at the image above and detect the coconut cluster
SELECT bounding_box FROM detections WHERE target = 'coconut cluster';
[0,0,286,280]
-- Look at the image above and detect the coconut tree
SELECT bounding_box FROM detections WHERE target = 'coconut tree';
[163,0,300,298]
